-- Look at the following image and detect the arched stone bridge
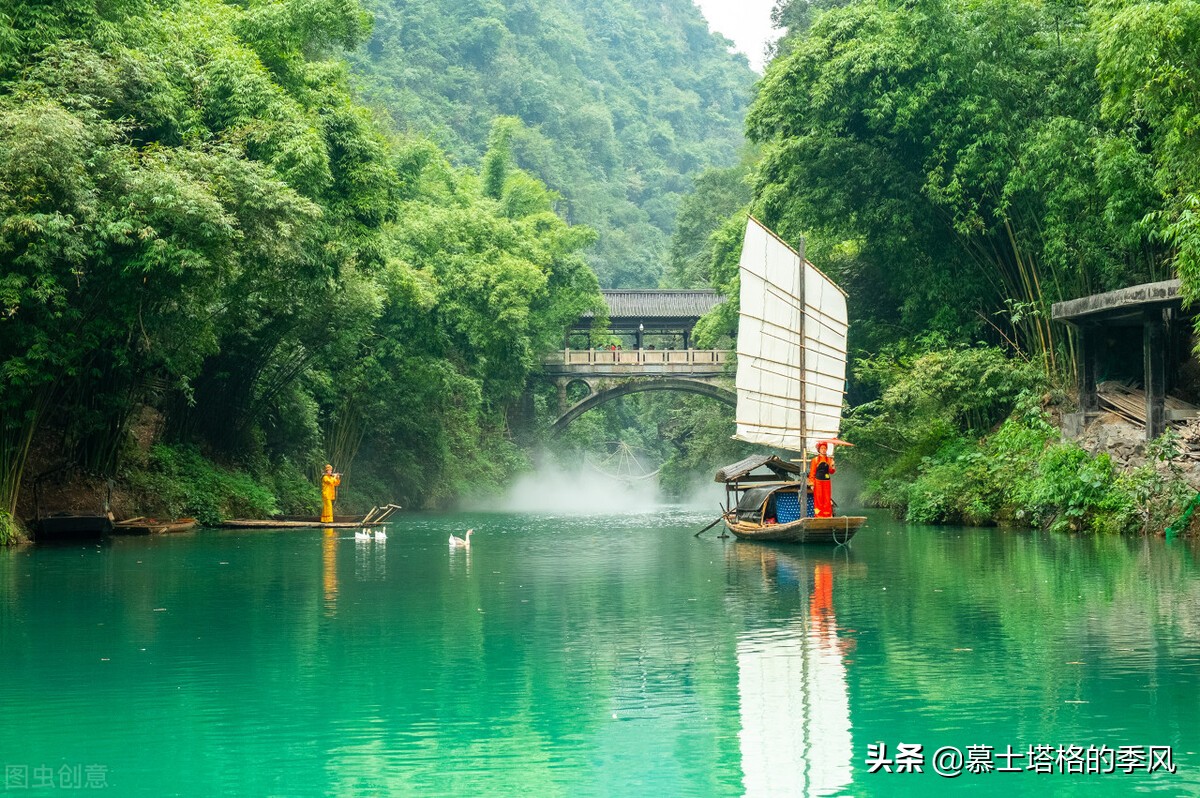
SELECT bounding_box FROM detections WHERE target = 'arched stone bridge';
[542,348,735,434]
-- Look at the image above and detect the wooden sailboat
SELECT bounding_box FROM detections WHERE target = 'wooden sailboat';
[716,218,867,544]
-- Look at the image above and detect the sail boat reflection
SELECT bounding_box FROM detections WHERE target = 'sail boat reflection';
[736,552,853,797]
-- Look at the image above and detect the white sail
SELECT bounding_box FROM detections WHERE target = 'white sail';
[734,217,848,453]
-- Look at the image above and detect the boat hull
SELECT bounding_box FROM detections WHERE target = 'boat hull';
[28,516,113,543]
[112,518,198,535]
[725,514,866,544]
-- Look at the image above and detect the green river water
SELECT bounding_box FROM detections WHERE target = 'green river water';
[2,509,1198,796]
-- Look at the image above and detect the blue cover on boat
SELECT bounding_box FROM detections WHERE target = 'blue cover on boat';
[776,492,801,524]
[807,492,815,517]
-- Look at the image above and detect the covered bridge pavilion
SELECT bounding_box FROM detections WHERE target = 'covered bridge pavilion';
[567,289,724,350]
[1051,279,1195,440]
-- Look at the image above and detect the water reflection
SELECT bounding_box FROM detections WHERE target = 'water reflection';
[354,533,386,581]
[734,548,854,797]
[322,528,338,616]
[448,545,472,577]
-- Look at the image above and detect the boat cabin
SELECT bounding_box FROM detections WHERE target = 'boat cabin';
[716,454,811,518]
[733,484,815,525]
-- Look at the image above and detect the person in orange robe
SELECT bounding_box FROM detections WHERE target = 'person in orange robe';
[809,442,835,518]
[320,464,341,524]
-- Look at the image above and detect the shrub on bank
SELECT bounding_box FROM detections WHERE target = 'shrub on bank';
[845,344,1193,534]
[857,396,1195,533]
[263,458,321,517]
[125,445,280,526]
[0,509,22,545]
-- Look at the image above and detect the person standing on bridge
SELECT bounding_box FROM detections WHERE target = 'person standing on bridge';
[809,442,835,518]
[320,464,342,524]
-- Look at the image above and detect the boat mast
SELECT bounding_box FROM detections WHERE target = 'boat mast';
[797,234,808,482]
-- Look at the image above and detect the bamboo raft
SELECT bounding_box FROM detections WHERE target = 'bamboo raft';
[219,504,401,530]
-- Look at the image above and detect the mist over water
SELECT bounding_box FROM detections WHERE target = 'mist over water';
[492,460,664,515]
[483,454,866,516]
[480,453,724,515]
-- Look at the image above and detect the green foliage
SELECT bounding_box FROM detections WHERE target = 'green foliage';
[263,457,322,516]
[845,345,1189,533]
[656,395,752,498]
[482,116,518,201]
[739,0,1171,368]
[1118,431,1197,534]
[845,343,1044,479]
[689,0,1200,534]
[126,445,280,526]
[1094,0,1200,312]
[0,509,21,545]
[667,158,755,288]
[1008,444,1125,533]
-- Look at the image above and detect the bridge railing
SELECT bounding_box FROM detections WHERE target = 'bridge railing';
[550,348,731,366]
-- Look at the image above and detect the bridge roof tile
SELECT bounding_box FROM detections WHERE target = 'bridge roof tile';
[584,290,725,320]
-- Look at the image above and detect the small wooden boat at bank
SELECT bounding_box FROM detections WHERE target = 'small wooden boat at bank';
[112,517,198,535]
[27,514,113,543]
[716,219,866,544]
[26,465,114,543]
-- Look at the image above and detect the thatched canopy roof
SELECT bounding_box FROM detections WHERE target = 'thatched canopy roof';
[714,454,805,483]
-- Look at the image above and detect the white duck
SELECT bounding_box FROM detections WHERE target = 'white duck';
[449,528,473,549]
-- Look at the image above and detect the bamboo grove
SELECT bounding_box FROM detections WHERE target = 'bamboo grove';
[670,0,1200,530]
[0,0,617,522]
[685,0,1189,363]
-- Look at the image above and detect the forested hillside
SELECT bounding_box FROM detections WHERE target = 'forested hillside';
[348,0,756,287]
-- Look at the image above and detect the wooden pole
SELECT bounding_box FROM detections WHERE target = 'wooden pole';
[1145,309,1166,440]
[1077,323,1098,413]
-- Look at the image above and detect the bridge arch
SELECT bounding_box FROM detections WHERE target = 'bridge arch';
[549,377,736,436]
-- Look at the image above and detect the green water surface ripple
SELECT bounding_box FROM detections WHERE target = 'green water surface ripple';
[2,510,1198,796]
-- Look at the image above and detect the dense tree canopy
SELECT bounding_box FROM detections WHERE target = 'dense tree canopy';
[680,0,1200,368]
[0,0,603,519]
[8,0,1198,529]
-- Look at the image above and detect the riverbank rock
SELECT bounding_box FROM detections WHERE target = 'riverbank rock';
[1075,414,1200,490]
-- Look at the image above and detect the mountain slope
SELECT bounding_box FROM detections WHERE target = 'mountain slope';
[350,0,756,286]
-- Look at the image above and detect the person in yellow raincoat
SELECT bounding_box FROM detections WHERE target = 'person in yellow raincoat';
[320,464,341,523]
